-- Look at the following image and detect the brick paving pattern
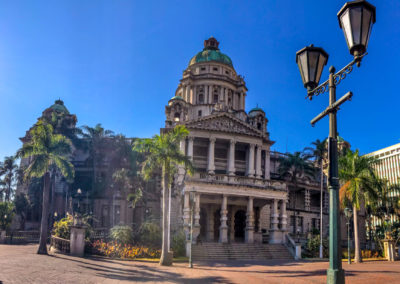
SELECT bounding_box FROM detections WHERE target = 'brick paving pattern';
[0,245,399,283]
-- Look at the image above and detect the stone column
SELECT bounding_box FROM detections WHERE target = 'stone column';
[70,224,86,257]
[207,205,214,241]
[245,197,254,243]
[271,199,279,230]
[205,85,209,104]
[269,199,283,244]
[189,87,194,104]
[183,192,190,238]
[185,85,189,101]
[219,195,228,243]
[247,144,255,177]
[324,191,329,213]
[177,139,186,183]
[187,136,194,160]
[229,207,235,241]
[264,150,270,180]
[207,137,216,175]
[280,200,287,231]
[255,145,262,178]
[227,139,236,176]
[192,193,201,243]
[305,189,311,211]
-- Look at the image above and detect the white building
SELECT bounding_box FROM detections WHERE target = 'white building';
[165,38,327,259]
[366,143,400,225]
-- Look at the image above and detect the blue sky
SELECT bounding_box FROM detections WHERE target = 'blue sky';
[0,0,399,161]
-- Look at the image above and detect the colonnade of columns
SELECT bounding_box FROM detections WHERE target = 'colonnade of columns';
[183,136,271,180]
[180,84,245,110]
[183,192,287,244]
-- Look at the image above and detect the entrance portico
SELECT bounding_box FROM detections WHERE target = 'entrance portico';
[182,180,288,245]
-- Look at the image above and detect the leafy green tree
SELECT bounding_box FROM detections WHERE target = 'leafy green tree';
[14,193,30,230]
[278,151,315,233]
[80,124,114,198]
[133,125,193,266]
[17,120,75,255]
[0,156,18,201]
[0,201,14,230]
[339,149,378,263]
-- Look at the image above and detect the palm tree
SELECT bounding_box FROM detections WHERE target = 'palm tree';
[339,149,378,263]
[80,124,114,199]
[17,120,74,255]
[278,151,315,234]
[305,139,327,258]
[0,156,18,201]
[133,125,193,266]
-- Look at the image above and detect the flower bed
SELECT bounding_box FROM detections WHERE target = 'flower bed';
[90,240,161,259]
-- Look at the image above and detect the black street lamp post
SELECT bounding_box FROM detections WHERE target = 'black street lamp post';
[344,207,353,264]
[295,1,376,283]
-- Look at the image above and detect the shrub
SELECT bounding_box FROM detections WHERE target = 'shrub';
[91,240,161,259]
[171,230,186,257]
[52,213,93,240]
[110,225,133,245]
[0,202,15,230]
[137,222,161,248]
[53,215,73,239]
[303,235,328,258]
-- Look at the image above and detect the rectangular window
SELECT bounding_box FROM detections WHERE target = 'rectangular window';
[213,67,218,71]
[198,110,202,117]
[213,94,219,103]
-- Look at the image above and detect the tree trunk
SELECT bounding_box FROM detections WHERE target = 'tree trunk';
[159,164,172,266]
[37,172,51,255]
[353,204,362,263]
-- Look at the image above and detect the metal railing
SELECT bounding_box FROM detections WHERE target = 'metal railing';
[4,231,40,244]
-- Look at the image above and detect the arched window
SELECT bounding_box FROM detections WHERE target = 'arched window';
[174,112,180,122]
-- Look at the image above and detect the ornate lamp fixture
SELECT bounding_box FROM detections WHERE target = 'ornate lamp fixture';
[296,45,329,91]
[338,0,376,60]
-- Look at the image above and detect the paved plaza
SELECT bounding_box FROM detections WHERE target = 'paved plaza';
[0,245,400,284]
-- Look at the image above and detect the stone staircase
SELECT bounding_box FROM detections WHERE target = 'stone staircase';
[191,242,294,261]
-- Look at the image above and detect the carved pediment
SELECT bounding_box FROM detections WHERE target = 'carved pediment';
[185,114,263,137]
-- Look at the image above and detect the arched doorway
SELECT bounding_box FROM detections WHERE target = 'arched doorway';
[199,208,207,241]
[214,210,221,241]
[234,210,246,242]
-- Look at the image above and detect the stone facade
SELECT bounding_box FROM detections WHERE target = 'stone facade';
[164,37,329,246]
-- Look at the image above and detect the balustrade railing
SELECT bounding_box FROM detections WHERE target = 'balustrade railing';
[50,235,70,254]
[189,172,286,191]
[285,233,301,260]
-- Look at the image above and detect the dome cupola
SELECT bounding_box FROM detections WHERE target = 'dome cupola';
[188,37,233,67]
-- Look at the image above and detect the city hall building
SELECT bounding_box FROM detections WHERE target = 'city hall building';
[17,37,329,259]
[165,37,327,251]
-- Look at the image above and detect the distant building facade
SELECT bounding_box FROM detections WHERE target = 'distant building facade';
[366,143,400,226]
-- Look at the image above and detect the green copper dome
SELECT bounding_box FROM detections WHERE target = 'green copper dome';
[188,37,233,68]
[249,107,265,114]
[169,95,184,101]
[50,99,70,114]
